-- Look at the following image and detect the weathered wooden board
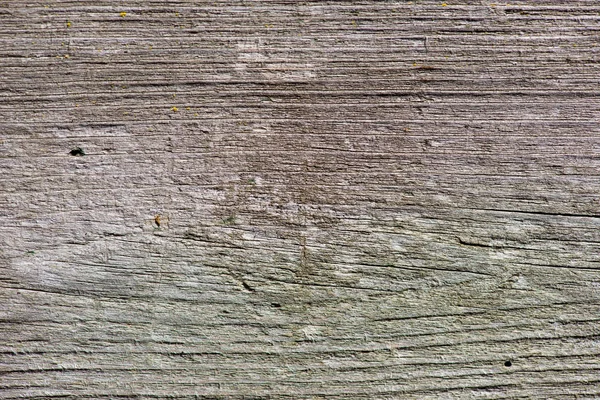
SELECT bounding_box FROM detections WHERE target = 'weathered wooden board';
[2,1,600,398]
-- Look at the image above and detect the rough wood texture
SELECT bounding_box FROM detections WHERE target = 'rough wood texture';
[2,1,600,398]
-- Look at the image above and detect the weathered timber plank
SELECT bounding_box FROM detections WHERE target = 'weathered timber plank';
[1,1,600,399]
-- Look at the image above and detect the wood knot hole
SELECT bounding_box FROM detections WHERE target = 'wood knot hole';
[69,147,85,156]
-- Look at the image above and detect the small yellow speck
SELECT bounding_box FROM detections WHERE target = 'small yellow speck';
[64,54,70,58]
[171,106,179,112]
[194,113,199,117]
[66,20,71,28]
[185,107,190,110]
[441,2,448,6]
[120,11,127,17]
[173,94,176,98]
[148,45,153,49]
[75,104,79,107]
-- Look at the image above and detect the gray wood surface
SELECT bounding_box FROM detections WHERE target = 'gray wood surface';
[2,1,600,398]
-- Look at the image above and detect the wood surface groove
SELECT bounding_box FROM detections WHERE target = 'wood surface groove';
[2,0,600,398]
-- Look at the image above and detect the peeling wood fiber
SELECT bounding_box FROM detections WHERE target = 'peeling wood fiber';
[2,1,600,399]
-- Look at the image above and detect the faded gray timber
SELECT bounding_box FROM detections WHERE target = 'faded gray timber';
[1,1,600,399]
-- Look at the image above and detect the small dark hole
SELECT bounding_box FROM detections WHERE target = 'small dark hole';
[69,147,85,156]
[271,303,281,308]
[242,281,255,292]
[504,360,512,367]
